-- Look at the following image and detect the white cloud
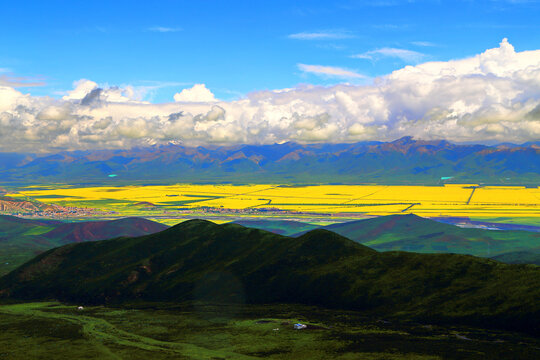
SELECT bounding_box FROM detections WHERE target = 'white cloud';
[288,31,353,40]
[174,84,218,102]
[0,73,45,87]
[0,86,31,112]
[62,79,148,104]
[411,41,436,47]
[1,38,540,151]
[62,79,98,100]
[353,47,425,62]
[148,26,182,33]
[298,64,366,79]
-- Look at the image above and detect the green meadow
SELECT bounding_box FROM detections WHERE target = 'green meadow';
[2,302,540,360]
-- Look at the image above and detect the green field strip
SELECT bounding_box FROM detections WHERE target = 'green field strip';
[22,226,56,236]
[182,194,223,199]
[27,194,86,199]
[259,202,417,207]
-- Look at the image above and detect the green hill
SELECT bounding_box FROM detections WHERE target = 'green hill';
[304,214,540,258]
[2,219,540,335]
[0,215,167,276]
[492,249,540,265]
[239,214,540,259]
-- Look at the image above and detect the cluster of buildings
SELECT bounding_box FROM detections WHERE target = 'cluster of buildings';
[3,206,114,220]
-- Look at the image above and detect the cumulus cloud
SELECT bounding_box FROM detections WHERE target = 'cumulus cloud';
[63,79,148,105]
[298,64,366,79]
[174,84,218,102]
[62,79,99,100]
[353,47,425,62]
[1,38,540,152]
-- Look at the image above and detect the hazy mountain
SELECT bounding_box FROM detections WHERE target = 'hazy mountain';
[232,219,319,236]
[0,215,167,276]
[1,137,539,184]
[236,214,540,258]
[317,214,540,257]
[2,219,540,335]
[42,217,168,243]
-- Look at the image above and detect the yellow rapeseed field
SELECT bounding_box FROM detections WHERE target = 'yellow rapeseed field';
[11,184,540,220]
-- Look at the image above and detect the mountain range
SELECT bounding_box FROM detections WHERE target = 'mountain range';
[1,137,539,184]
[2,219,540,335]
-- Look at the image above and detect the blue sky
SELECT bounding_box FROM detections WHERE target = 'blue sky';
[2,0,540,102]
[1,0,540,151]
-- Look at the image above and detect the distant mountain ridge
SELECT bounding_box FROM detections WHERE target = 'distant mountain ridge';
[41,217,169,243]
[319,214,540,256]
[2,219,540,335]
[232,219,319,236]
[237,214,540,259]
[1,137,539,184]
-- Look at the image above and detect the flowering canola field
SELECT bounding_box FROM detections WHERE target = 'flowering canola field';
[12,184,540,222]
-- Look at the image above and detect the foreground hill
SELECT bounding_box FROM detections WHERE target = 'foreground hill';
[0,215,167,276]
[1,137,539,184]
[492,249,540,265]
[2,219,540,335]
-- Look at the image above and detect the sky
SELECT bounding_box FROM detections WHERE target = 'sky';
[1,0,540,151]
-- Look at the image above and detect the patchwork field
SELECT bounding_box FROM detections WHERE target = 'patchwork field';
[8,184,540,225]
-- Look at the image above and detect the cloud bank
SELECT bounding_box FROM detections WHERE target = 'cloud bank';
[1,39,539,152]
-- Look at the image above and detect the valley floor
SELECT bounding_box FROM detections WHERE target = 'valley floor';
[8,183,540,225]
[1,302,539,359]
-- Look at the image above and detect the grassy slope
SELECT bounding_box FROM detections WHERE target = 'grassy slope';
[2,219,540,335]
[0,215,168,276]
[2,301,540,360]
[492,249,540,265]
[0,216,61,276]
